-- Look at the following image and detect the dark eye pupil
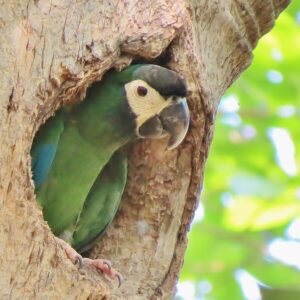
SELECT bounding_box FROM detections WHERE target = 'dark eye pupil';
[137,86,148,96]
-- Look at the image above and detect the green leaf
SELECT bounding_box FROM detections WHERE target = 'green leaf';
[223,197,300,231]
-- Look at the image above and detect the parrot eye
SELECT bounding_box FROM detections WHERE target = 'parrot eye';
[137,86,148,96]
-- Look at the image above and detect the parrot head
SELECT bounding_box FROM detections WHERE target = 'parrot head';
[125,65,190,150]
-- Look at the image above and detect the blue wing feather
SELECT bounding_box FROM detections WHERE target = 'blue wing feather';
[31,111,65,189]
[32,144,58,188]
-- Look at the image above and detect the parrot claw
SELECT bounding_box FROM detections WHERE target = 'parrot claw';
[74,255,83,269]
[116,273,123,288]
[84,258,123,287]
[103,260,111,270]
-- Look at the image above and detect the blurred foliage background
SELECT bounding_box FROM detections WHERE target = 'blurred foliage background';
[177,2,300,300]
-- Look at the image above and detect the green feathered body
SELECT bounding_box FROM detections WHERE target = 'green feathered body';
[32,66,138,250]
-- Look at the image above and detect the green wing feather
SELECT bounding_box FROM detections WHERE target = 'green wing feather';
[69,150,127,251]
[36,120,116,235]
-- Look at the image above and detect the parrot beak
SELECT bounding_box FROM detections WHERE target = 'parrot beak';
[159,98,190,150]
[137,98,190,150]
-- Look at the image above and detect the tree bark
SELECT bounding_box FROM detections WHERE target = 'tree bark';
[0,0,290,299]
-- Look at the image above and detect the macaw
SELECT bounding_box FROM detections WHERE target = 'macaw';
[31,64,189,283]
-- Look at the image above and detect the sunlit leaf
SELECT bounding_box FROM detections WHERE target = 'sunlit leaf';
[223,197,300,231]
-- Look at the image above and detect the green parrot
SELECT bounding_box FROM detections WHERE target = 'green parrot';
[31,64,189,282]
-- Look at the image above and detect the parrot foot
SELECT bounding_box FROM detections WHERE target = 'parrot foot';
[84,258,123,287]
[55,237,122,286]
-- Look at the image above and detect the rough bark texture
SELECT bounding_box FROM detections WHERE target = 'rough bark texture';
[0,0,290,299]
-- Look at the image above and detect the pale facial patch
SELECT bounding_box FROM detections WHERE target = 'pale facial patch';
[125,80,172,130]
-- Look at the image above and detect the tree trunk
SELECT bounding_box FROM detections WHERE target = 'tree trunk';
[0,0,290,299]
